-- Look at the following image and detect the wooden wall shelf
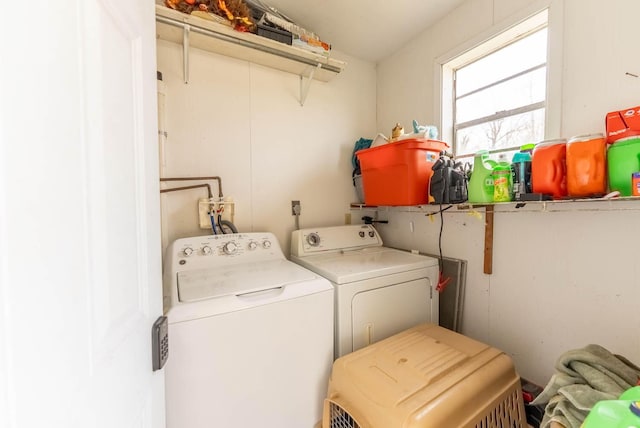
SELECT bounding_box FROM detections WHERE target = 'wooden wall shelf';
[350,196,640,275]
[155,5,346,104]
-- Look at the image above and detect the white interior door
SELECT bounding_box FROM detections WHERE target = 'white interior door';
[0,1,164,427]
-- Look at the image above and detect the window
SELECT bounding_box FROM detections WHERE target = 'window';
[442,11,549,158]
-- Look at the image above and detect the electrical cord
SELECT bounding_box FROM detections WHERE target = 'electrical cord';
[436,203,454,292]
[293,203,301,230]
[437,183,453,273]
[429,164,453,291]
[423,203,452,276]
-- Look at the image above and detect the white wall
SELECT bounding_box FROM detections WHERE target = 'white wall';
[156,41,377,256]
[375,0,640,385]
[156,0,640,386]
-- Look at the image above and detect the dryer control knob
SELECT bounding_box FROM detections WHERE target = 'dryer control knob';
[248,241,258,251]
[183,247,194,257]
[368,231,375,238]
[307,233,321,246]
[262,240,272,249]
[223,242,238,255]
[202,245,212,255]
[359,231,365,238]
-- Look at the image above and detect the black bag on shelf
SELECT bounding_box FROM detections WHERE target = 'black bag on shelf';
[430,152,469,204]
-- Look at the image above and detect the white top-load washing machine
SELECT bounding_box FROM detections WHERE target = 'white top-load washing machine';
[291,224,439,358]
[163,233,333,428]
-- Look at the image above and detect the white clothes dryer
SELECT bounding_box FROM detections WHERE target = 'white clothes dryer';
[163,233,333,428]
[291,224,439,359]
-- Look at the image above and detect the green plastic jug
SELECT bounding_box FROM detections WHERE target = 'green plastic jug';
[582,386,640,427]
[468,150,497,203]
[607,136,640,196]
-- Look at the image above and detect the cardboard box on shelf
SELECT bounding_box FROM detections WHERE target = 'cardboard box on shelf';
[606,105,640,143]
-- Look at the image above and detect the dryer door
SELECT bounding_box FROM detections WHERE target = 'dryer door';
[352,278,434,352]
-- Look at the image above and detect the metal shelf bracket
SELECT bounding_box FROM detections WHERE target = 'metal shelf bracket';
[182,24,191,84]
[299,63,321,106]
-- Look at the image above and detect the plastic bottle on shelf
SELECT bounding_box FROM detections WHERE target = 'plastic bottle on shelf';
[531,139,568,199]
[607,136,640,196]
[468,150,497,203]
[511,146,533,201]
[566,133,607,197]
[492,154,512,202]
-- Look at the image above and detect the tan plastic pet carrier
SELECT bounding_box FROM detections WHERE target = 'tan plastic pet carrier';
[322,323,526,428]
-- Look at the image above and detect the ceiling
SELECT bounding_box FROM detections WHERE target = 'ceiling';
[259,0,467,62]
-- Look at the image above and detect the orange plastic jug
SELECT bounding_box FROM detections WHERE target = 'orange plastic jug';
[566,133,607,197]
[532,139,567,199]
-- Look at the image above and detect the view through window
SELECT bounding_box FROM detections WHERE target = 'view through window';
[448,13,548,158]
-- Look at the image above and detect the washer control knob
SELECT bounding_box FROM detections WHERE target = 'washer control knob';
[307,233,320,246]
[248,241,258,251]
[223,242,238,255]
[262,240,272,249]
[359,231,365,238]
[369,231,375,238]
[202,245,212,255]
[183,247,194,257]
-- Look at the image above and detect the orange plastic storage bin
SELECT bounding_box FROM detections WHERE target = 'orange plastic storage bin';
[566,133,607,197]
[356,139,449,206]
[532,139,568,199]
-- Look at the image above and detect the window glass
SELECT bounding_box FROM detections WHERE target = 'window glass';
[456,67,546,124]
[448,21,548,157]
[456,108,545,156]
[456,29,548,96]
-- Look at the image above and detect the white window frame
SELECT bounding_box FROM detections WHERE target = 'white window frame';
[434,0,563,158]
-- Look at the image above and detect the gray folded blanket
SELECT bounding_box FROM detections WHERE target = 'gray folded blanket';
[531,344,640,428]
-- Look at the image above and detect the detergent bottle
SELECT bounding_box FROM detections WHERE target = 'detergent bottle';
[511,148,533,201]
[468,150,497,203]
[492,154,512,202]
[532,139,568,199]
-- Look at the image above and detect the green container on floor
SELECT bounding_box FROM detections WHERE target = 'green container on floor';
[582,386,640,428]
[607,136,640,196]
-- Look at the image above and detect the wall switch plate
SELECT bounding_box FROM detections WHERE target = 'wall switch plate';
[291,200,301,215]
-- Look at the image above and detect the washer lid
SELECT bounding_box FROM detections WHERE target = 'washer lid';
[177,259,320,303]
[293,247,438,284]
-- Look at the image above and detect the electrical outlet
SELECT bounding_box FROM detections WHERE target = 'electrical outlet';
[345,213,351,224]
[291,200,301,215]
